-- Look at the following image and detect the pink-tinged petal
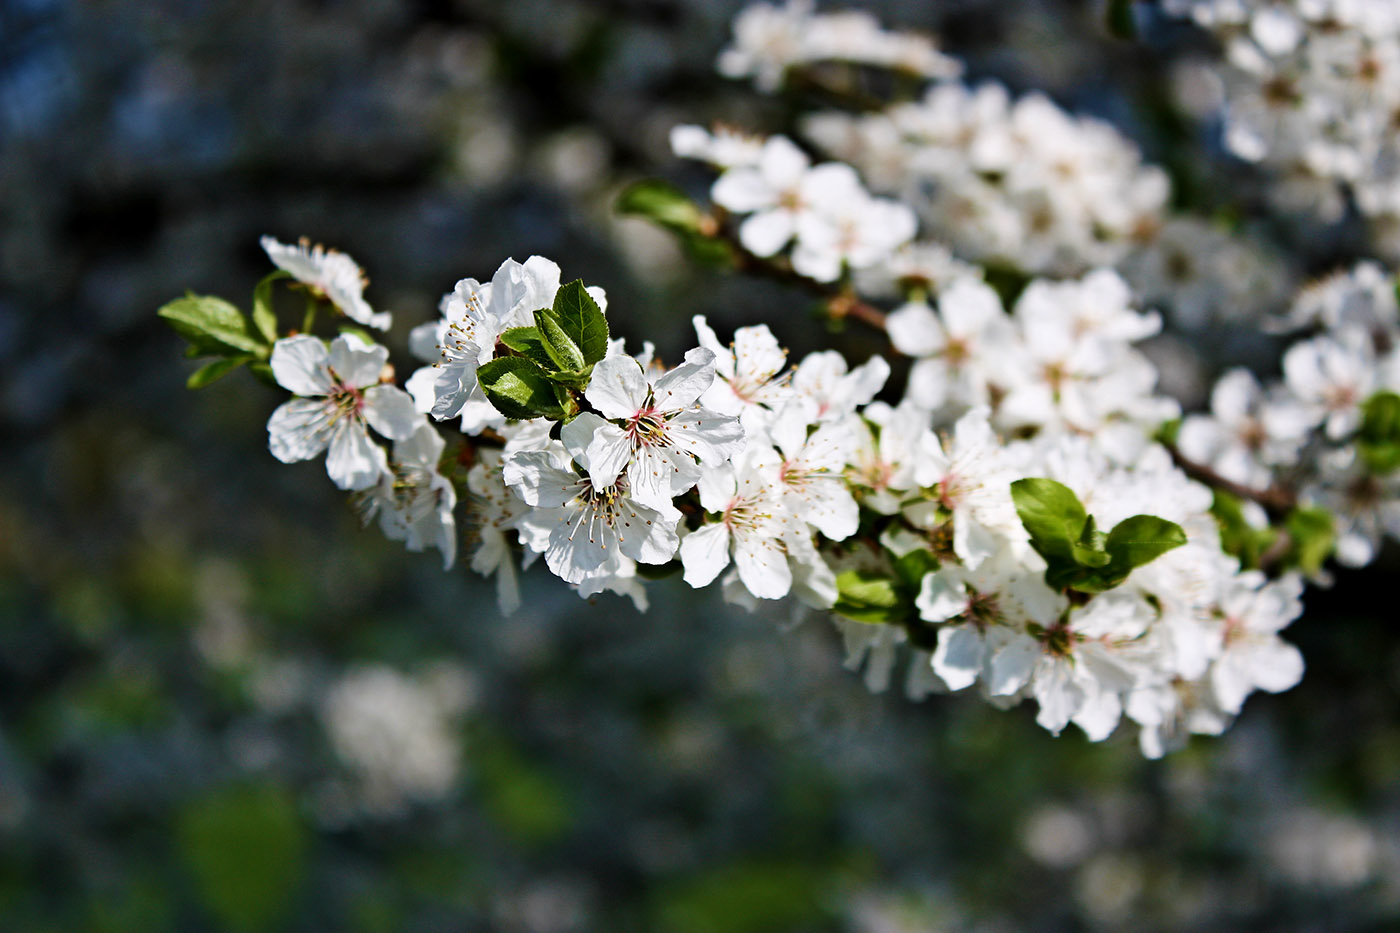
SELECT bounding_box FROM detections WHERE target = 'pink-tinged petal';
[270,336,333,396]
[931,624,985,692]
[679,522,732,588]
[586,355,648,420]
[733,533,792,599]
[738,209,796,258]
[502,451,580,508]
[327,334,389,389]
[325,422,388,491]
[362,385,420,441]
[268,398,332,463]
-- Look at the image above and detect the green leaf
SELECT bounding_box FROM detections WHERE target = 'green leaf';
[534,309,587,371]
[251,270,289,344]
[833,569,906,624]
[1102,514,1188,579]
[615,178,705,233]
[1358,391,1400,474]
[158,294,263,356]
[176,784,306,933]
[892,548,938,593]
[476,357,566,421]
[1285,506,1335,576]
[549,280,610,366]
[548,367,594,391]
[338,325,373,347]
[1210,490,1275,569]
[187,355,253,389]
[499,326,561,371]
[1011,477,1091,582]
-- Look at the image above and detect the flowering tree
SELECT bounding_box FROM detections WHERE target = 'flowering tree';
[159,0,1400,759]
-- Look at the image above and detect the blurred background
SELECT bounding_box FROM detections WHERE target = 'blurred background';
[2,0,1399,929]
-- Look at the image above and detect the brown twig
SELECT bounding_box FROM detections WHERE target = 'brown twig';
[1163,440,1297,519]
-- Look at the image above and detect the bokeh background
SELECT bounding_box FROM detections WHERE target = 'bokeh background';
[3,0,1399,929]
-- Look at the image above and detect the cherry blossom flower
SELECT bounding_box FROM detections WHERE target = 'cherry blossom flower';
[267,335,418,491]
[261,236,391,331]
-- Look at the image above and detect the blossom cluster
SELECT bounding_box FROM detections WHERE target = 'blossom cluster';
[801,82,1171,278]
[1161,0,1400,255]
[717,0,961,93]
[158,1,1400,759]
[204,234,1312,759]
[1180,260,1400,569]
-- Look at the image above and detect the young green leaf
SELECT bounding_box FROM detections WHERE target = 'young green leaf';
[615,179,706,233]
[549,280,610,366]
[1011,477,1090,567]
[158,294,264,357]
[892,548,939,593]
[1103,514,1188,578]
[534,309,587,372]
[1209,490,1275,569]
[1285,506,1335,576]
[1358,391,1400,474]
[251,270,290,345]
[833,570,906,624]
[476,357,566,421]
[499,326,561,371]
[187,355,254,389]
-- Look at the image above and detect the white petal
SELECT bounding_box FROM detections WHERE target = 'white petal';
[915,572,967,623]
[269,336,333,396]
[362,386,421,441]
[585,355,648,420]
[1243,639,1304,694]
[711,168,776,214]
[502,451,580,507]
[667,407,745,465]
[327,334,389,389]
[738,210,796,257]
[267,398,332,463]
[987,633,1039,696]
[326,422,388,490]
[931,625,984,692]
[734,534,792,599]
[617,499,679,565]
[680,523,732,588]
[651,347,717,410]
[1032,658,1084,736]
